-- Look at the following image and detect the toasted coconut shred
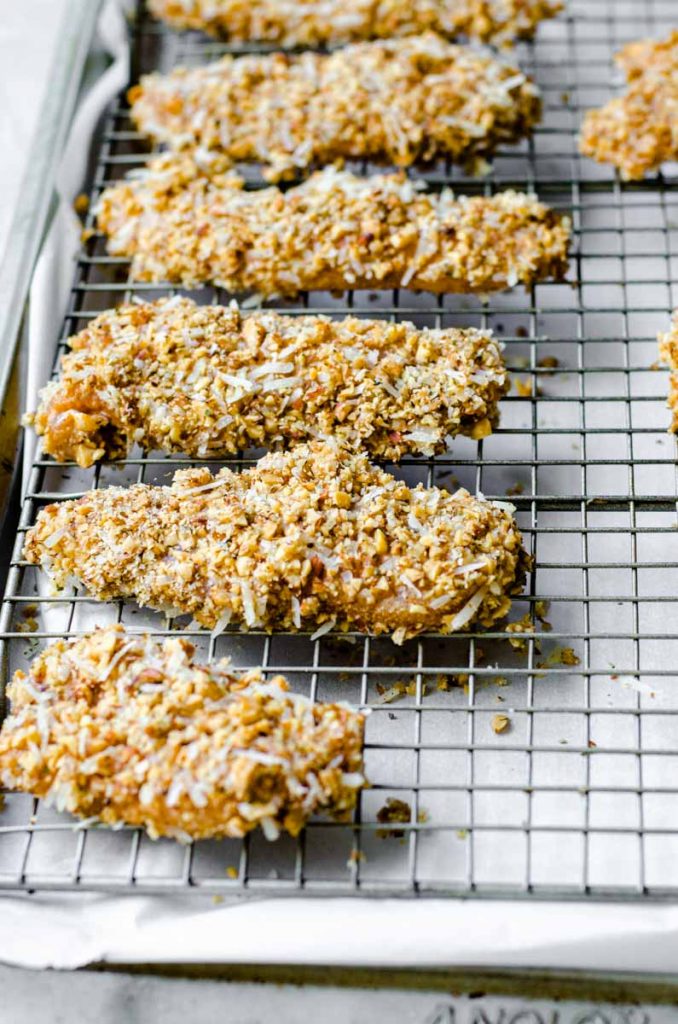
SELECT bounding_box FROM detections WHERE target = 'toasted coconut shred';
[148,0,562,48]
[23,441,529,643]
[658,311,678,431]
[0,625,366,841]
[96,158,571,296]
[25,297,508,468]
[129,35,541,181]
[579,30,678,180]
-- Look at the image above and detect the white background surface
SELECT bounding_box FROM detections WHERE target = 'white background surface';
[2,0,678,1016]
[0,1,68,270]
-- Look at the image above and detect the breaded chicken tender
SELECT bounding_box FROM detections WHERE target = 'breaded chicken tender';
[26,297,507,467]
[658,310,678,432]
[579,31,678,180]
[0,625,366,842]
[24,441,529,644]
[129,35,541,181]
[96,158,571,296]
[148,0,561,48]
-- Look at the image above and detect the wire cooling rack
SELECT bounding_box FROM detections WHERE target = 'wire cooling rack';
[1,0,678,900]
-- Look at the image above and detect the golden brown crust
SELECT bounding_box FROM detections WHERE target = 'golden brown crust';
[96,157,571,296]
[129,35,541,181]
[658,310,678,432]
[579,30,678,180]
[0,625,365,842]
[24,441,528,644]
[25,297,507,468]
[148,0,562,47]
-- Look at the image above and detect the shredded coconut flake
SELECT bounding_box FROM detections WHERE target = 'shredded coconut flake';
[449,586,488,631]
[309,618,337,642]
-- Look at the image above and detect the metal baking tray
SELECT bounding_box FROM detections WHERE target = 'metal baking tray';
[1,0,678,911]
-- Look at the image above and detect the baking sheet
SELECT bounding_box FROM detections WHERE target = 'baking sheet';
[2,0,678,972]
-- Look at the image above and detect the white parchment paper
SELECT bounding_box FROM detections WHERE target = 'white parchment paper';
[3,893,678,972]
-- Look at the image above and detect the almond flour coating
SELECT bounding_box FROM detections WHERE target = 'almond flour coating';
[579,31,678,180]
[24,441,528,644]
[26,296,508,468]
[657,311,678,432]
[96,158,571,296]
[0,626,365,842]
[148,0,562,47]
[129,35,541,181]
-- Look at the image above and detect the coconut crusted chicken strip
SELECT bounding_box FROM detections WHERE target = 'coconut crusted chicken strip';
[129,35,541,181]
[579,31,678,180]
[148,0,562,48]
[658,311,678,432]
[0,626,365,842]
[24,442,528,644]
[96,158,571,296]
[26,297,508,468]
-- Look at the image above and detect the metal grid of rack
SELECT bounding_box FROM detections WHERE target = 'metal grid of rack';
[1,0,678,899]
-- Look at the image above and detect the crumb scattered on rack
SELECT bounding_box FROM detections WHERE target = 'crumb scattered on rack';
[506,612,537,651]
[491,713,511,734]
[658,311,678,431]
[16,604,38,634]
[537,355,559,373]
[534,599,551,624]
[514,377,542,398]
[536,646,581,668]
[73,193,89,216]
[376,679,430,703]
